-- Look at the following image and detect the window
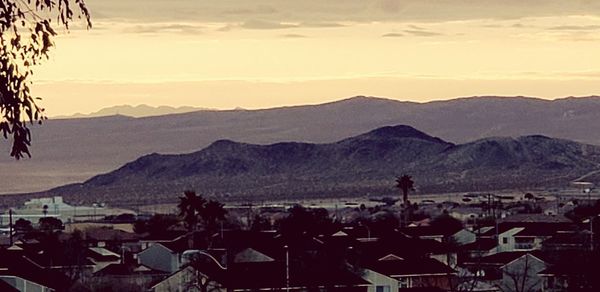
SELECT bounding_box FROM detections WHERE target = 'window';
[376,286,391,292]
[502,237,508,244]
[398,277,410,288]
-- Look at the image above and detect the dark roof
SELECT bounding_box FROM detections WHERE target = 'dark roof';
[85,228,139,242]
[401,225,463,238]
[95,263,167,276]
[87,247,121,262]
[460,238,497,251]
[542,231,590,246]
[499,214,572,224]
[514,226,564,237]
[356,231,454,262]
[192,259,369,289]
[0,279,20,292]
[464,251,527,266]
[140,230,187,241]
[367,257,455,277]
[24,250,95,268]
[159,231,212,253]
[538,253,600,276]
[477,225,517,237]
[0,250,73,291]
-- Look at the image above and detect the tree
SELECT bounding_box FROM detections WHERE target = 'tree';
[396,174,415,226]
[178,190,207,233]
[497,254,545,292]
[0,0,91,159]
[133,214,179,234]
[396,174,415,204]
[277,205,336,237]
[201,200,227,234]
[13,218,32,233]
[38,216,63,231]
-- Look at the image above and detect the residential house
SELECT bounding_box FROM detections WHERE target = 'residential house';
[401,225,476,246]
[365,255,456,290]
[463,251,528,281]
[90,262,169,290]
[498,253,548,292]
[537,252,600,292]
[0,249,75,291]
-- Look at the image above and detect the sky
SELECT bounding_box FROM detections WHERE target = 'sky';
[30,0,600,116]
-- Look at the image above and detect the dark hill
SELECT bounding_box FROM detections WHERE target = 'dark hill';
[44,125,600,206]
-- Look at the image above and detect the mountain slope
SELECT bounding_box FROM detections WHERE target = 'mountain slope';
[5,95,600,194]
[45,125,600,206]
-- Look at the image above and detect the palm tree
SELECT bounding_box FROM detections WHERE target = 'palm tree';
[201,200,227,234]
[396,174,415,206]
[177,191,207,233]
[396,174,415,227]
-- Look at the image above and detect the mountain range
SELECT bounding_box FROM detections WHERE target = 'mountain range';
[53,104,211,119]
[39,125,600,206]
[5,95,600,195]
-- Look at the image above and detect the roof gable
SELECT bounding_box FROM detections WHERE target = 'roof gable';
[234,248,275,263]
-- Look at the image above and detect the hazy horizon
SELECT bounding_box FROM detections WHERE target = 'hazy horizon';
[48,94,600,118]
[29,0,600,116]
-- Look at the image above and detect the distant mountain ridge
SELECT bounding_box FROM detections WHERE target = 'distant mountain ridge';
[44,125,600,206]
[5,95,600,195]
[54,104,212,118]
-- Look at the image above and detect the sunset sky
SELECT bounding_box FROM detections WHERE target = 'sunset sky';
[33,0,600,116]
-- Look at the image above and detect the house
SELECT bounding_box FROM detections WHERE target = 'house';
[512,226,558,251]
[462,251,528,281]
[537,252,600,292]
[137,236,188,273]
[401,226,476,246]
[365,255,456,290]
[362,268,398,292]
[150,247,370,292]
[0,249,75,291]
[541,231,590,251]
[491,226,524,252]
[476,214,576,252]
[139,230,187,250]
[458,238,498,263]
[498,253,548,292]
[355,231,458,268]
[89,262,169,290]
[84,227,140,255]
[87,247,122,272]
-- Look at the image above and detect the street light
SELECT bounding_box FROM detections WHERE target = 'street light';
[284,245,290,292]
[583,214,600,251]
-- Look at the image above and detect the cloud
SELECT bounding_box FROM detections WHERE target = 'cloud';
[123,23,204,34]
[300,22,346,28]
[222,6,278,15]
[382,32,404,37]
[241,20,299,29]
[88,0,600,24]
[404,29,443,37]
[281,34,308,38]
[548,25,600,30]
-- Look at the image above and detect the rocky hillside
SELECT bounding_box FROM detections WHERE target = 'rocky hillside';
[44,125,600,206]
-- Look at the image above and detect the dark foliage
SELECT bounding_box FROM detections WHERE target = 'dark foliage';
[133,214,179,234]
[38,216,63,231]
[277,205,338,237]
[0,0,91,158]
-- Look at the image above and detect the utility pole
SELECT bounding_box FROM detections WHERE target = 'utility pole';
[591,217,594,252]
[8,209,13,246]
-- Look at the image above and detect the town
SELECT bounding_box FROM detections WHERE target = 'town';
[0,177,598,292]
